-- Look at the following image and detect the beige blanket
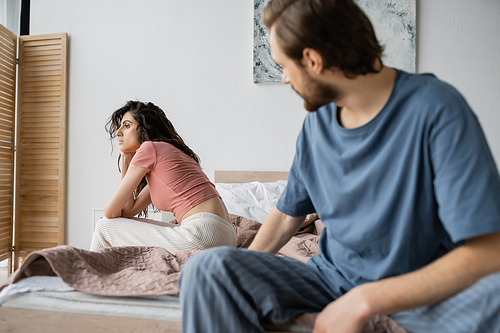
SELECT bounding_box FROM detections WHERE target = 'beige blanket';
[1,214,406,333]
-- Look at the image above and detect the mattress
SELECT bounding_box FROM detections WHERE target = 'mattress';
[0,276,312,332]
[0,276,182,322]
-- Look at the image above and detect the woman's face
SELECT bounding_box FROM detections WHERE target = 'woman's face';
[116,111,141,153]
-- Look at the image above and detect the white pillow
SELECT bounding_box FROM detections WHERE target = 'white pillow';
[215,180,287,223]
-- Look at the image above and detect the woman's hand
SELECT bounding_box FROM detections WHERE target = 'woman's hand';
[121,151,135,173]
[104,164,150,219]
[120,151,136,181]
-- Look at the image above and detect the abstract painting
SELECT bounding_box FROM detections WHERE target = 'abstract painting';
[253,0,416,84]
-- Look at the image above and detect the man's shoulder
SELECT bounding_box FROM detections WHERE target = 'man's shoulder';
[395,70,473,123]
[302,103,336,127]
[398,70,465,103]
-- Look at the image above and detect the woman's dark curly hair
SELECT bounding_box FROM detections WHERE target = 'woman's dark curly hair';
[106,100,200,217]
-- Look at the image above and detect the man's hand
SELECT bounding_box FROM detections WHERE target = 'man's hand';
[313,286,371,333]
[314,231,500,333]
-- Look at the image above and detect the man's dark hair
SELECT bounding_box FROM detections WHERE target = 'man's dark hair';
[263,0,384,77]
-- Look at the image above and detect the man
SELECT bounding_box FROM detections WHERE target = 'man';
[180,0,500,332]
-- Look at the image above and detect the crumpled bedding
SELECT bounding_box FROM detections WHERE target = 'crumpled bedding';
[0,214,407,333]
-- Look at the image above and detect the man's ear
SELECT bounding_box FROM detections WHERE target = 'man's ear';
[302,48,324,74]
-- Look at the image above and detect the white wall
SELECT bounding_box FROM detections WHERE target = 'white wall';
[0,0,21,35]
[418,0,500,162]
[30,0,500,249]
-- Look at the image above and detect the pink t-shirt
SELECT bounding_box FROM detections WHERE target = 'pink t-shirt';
[130,141,219,221]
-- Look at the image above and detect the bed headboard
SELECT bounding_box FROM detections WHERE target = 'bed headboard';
[214,171,288,183]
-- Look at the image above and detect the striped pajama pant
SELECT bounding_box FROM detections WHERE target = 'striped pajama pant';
[90,212,236,253]
[179,247,500,333]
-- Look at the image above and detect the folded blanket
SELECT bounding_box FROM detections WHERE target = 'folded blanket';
[0,214,407,333]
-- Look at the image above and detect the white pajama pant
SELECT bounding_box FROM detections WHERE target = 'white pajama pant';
[90,212,237,253]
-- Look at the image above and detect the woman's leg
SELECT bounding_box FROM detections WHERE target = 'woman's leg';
[178,212,237,248]
[90,213,236,252]
[180,246,336,333]
[90,217,185,251]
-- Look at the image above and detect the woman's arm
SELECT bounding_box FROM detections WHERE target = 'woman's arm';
[117,152,135,211]
[103,155,151,218]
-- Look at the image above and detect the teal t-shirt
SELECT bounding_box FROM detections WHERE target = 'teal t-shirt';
[277,70,500,297]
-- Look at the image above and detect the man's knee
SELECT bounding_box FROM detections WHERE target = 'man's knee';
[180,246,243,287]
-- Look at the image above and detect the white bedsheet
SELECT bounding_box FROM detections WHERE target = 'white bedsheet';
[216,180,287,223]
[0,276,74,303]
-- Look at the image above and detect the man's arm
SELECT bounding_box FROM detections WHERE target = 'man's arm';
[313,231,500,333]
[248,207,305,253]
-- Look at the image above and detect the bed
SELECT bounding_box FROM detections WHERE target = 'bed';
[0,171,307,333]
[0,171,406,333]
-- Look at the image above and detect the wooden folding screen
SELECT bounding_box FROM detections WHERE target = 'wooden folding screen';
[0,25,17,274]
[0,23,68,272]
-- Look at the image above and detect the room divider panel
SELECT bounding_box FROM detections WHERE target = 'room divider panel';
[0,23,68,273]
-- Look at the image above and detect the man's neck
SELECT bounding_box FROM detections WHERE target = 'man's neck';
[336,66,397,129]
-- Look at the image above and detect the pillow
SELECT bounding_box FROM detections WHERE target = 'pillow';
[215,180,287,223]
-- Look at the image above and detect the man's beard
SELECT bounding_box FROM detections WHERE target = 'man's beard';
[293,71,341,112]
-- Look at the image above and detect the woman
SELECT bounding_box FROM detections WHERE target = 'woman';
[90,101,236,252]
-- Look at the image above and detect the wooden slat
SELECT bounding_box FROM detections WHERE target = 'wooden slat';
[23,84,61,93]
[18,192,60,198]
[20,101,61,107]
[0,239,11,250]
[19,239,59,246]
[0,217,12,225]
[22,44,62,52]
[0,124,13,134]
[0,66,15,81]
[0,23,16,270]
[21,167,59,174]
[19,232,59,241]
[0,226,11,235]
[0,44,15,58]
[18,244,58,252]
[0,56,15,70]
[0,100,15,113]
[0,49,15,67]
[15,216,59,224]
[0,252,9,262]
[19,225,58,232]
[20,76,61,83]
[0,31,15,46]
[0,88,14,100]
[0,34,15,46]
[21,90,62,98]
[21,47,61,56]
[23,54,62,62]
[20,138,61,144]
[0,80,15,93]
[14,33,68,269]
[0,110,14,121]
[21,174,61,181]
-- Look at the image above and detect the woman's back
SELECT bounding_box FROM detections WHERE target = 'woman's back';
[131,141,220,222]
